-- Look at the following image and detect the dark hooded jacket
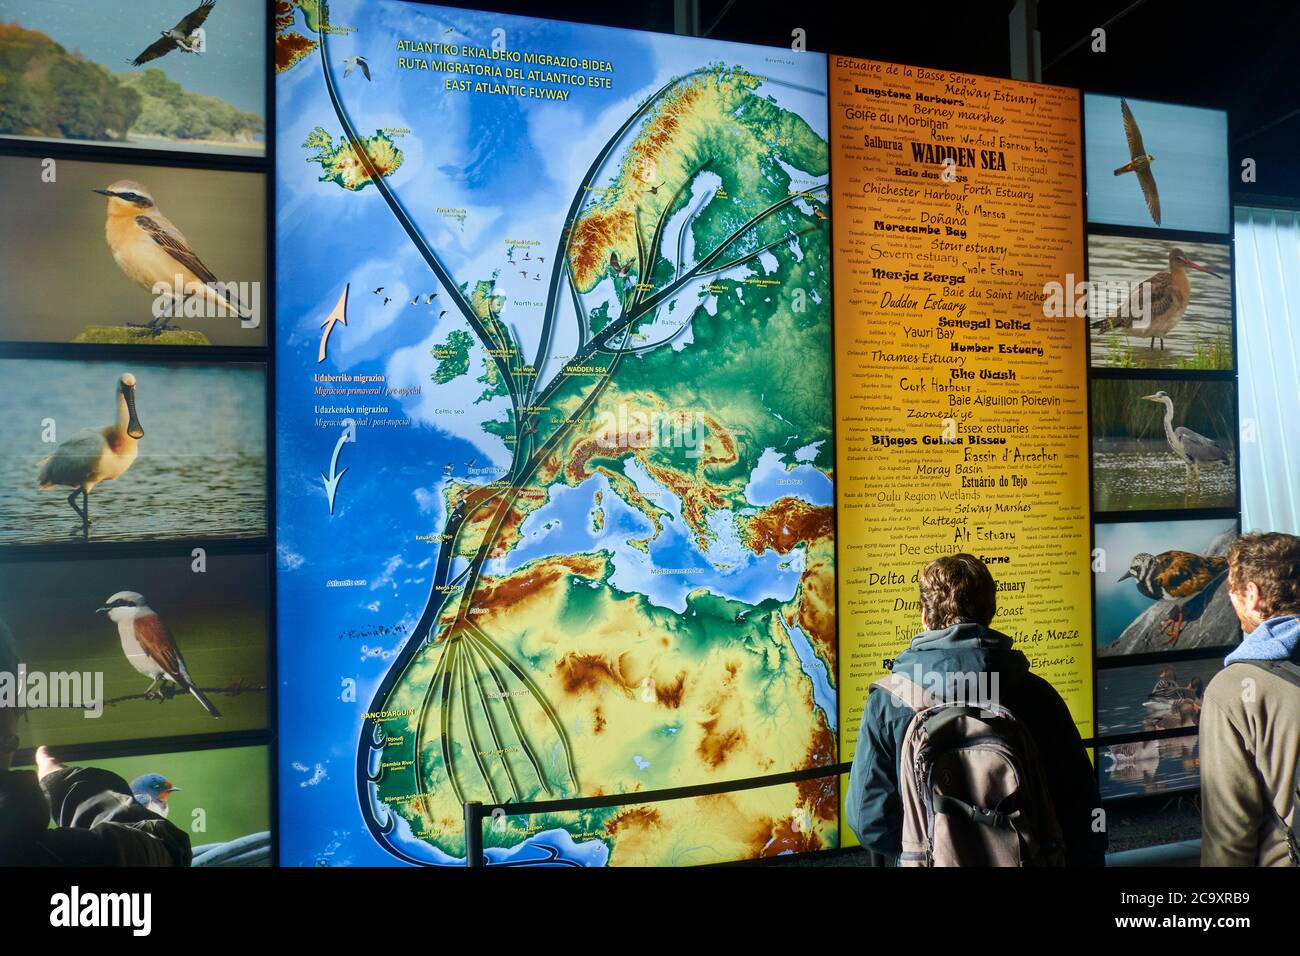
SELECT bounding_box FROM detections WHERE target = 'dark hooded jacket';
[0,766,191,867]
[846,622,1106,866]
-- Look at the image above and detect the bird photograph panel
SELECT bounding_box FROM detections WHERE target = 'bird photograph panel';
[1083,93,1229,234]
[1088,234,1232,371]
[0,0,265,156]
[19,744,272,864]
[0,154,266,346]
[1097,658,1224,737]
[0,551,268,748]
[1099,733,1200,801]
[0,358,267,545]
[1090,378,1237,512]
[1095,517,1240,656]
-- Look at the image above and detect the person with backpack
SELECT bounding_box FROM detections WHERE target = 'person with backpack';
[1200,531,1300,867]
[846,553,1106,866]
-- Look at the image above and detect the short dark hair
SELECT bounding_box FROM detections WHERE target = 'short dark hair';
[919,553,997,629]
[1228,531,1300,619]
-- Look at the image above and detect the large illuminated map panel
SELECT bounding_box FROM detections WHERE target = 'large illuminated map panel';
[275,1,834,866]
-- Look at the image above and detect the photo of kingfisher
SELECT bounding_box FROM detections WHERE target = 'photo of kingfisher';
[1113,98,1161,226]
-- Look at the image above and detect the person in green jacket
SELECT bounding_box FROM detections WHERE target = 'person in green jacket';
[846,553,1106,866]
[1201,531,1300,867]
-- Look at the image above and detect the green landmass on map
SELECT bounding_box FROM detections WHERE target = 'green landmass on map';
[303,126,403,191]
[430,329,473,383]
[368,63,837,865]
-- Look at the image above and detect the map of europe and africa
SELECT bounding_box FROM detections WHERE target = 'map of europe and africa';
[276,0,835,866]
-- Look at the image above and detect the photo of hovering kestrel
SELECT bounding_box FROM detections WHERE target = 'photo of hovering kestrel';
[1113,98,1161,226]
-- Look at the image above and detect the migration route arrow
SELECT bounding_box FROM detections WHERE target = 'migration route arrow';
[318,283,349,363]
[321,428,351,515]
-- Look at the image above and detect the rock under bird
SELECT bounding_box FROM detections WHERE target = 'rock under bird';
[1113,97,1161,225]
[98,591,222,718]
[38,373,144,528]
[94,179,244,334]
[1119,550,1228,645]
[1141,389,1231,481]
[1092,248,1221,350]
[130,0,216,66]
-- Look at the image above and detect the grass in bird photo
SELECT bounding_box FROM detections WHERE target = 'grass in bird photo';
[1094,516,1240,655]
[1087,234,1232,371]
[0,551,268,748]
[0,154,266,346]
[0,358,267,545]
[1090,378,1237,512]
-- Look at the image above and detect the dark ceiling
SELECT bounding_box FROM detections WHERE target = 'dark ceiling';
[429,0,1300,201]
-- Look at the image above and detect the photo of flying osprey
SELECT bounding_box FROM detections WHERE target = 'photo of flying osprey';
[0,0,264,156]
[130,0,216,66]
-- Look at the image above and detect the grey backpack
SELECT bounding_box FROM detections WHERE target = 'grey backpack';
[872,671,1067,867]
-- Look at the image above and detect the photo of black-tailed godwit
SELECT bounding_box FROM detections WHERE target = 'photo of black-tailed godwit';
[1088,235,1231,369]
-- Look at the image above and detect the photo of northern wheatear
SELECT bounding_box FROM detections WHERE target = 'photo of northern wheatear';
[0,155,265,347]
[94,179,244,335]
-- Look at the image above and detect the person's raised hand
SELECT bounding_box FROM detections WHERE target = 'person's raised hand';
[35,745,65,781]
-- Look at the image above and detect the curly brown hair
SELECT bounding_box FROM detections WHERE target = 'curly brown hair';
[1228,532,1300,619]
[918,553,997,629]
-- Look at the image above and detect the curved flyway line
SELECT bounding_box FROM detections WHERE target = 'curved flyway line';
[528,67,718,406]
[316,20,523,436]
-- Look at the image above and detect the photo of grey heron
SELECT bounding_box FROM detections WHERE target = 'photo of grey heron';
[1091,378,1236,511]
